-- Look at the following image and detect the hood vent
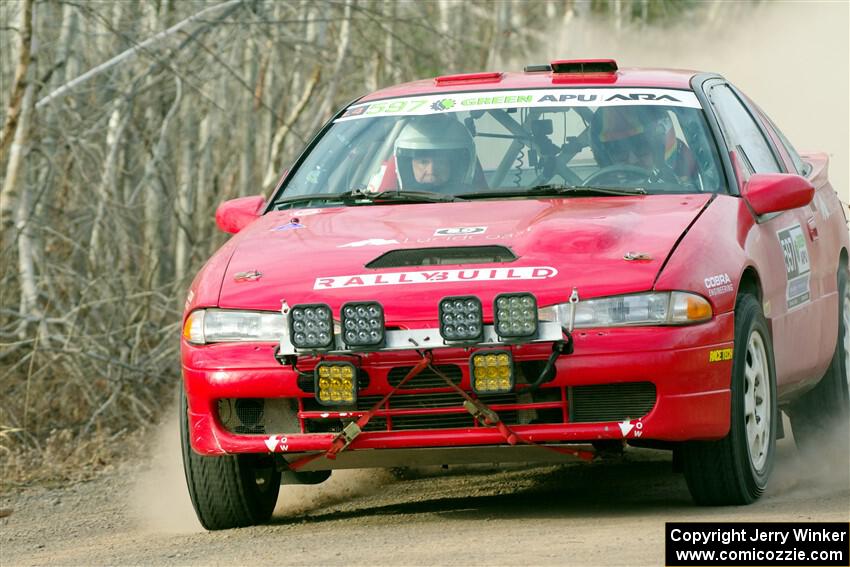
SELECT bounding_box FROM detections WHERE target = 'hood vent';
[366,246,517,269]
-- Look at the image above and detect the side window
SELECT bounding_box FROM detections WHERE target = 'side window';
[761,112,810,176]
[707,84,782,175]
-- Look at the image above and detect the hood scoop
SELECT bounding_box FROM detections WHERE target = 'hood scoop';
[366,246,517,269]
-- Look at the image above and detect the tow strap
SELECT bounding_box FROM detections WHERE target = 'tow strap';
[426,363,595,462]
[286,350,594,472]
[286,353,433,471]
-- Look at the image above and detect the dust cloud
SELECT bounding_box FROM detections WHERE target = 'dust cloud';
[525,0,850,202]
[131,403,203,534]
[130,400,393,530]
[274,468,394,517]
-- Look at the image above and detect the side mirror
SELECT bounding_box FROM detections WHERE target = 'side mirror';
[215,195,265,234]
[742,173,814,216]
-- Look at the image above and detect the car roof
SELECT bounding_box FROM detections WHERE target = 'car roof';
[358,67,703,103]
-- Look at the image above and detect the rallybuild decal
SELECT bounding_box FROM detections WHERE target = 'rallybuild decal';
[314,266,557,289]
[336,88,702,122]
[778,223,811,309]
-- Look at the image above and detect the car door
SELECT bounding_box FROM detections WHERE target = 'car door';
[703,79,824,390]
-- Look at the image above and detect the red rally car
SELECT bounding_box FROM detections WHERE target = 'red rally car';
[180,59,850,530]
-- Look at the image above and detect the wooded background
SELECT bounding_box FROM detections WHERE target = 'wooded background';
[1,0,838,482]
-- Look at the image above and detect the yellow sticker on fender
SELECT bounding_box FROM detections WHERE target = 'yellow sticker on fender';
[709,348,733,362]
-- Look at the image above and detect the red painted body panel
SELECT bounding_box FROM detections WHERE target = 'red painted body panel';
[741,173,814,216]
[359,68,698,103]
[215,195,710,316]
[214,195,264,234]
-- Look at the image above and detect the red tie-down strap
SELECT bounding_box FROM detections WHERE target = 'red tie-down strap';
[287,353,433,471]
[287,350,594,471]
[427,364,595,462]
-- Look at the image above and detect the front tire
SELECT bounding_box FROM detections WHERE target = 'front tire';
[180,389,281,530]
[681,294,777,505]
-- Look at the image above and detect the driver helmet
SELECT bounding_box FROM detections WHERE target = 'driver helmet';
[394,116,476,190]
[591,106,676,168]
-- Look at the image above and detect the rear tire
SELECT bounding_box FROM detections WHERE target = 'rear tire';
[180,389,281,530]
[789,267,850,456]
[681,294,777,505]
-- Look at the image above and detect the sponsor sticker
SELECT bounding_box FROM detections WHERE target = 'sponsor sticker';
[709,348,733,363]
[336,88,702,122]
[704,273,734,297]
[314,266,558,289]
[777,224,811,309]
[434,226,486,236]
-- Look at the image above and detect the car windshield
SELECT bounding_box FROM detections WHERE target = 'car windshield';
[273,87,724,207]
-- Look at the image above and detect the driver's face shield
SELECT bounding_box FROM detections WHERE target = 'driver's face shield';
[397,148,469,190]
[604,134,654,167]
[412,152,452,185]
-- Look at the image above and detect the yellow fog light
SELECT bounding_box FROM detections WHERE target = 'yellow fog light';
[314,361,357,406]
[469,349,514,394]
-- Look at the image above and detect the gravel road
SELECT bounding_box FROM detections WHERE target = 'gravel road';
[2,415,848,566]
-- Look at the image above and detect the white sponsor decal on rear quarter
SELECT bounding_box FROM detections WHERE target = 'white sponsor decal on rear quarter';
[314,266,558,289]
[777,223,811,309]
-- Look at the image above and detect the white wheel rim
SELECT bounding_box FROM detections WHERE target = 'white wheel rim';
[744,331,770,471]
[843,290,850,388]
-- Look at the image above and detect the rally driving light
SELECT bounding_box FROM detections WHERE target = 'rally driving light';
[315,362,357,405]
[289,303,334,350]
[183,309,286,344]
[494,293,538,338]
[439,296,484,342]
[470,350,514,394]
[340,301,385,348]
[537,291,713,328]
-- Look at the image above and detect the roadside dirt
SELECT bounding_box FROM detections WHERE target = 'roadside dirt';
[2,413,848,566]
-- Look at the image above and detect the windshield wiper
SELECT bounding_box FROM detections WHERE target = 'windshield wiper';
[462,184,646,200]
[274,189,463,209]
[528,184,646,196]
[365,190,464,203]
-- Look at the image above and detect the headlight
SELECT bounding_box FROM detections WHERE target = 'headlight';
[183,309,286,344]
[538,291,712,328]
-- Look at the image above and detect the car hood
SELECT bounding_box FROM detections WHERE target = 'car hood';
[219,195,711,321]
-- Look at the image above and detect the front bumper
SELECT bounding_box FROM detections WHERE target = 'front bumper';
[182,312,734,459]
